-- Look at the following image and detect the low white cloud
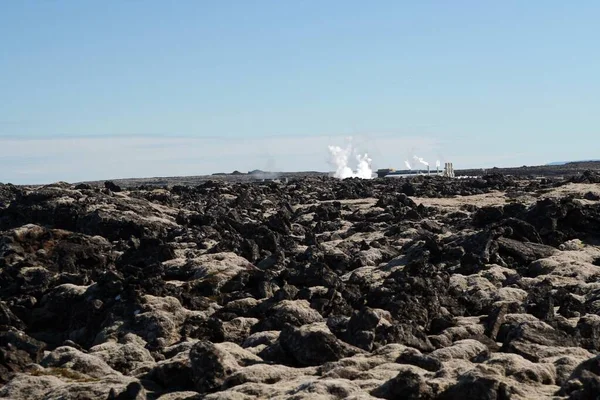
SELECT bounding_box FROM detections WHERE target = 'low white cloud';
[0,134,440,184]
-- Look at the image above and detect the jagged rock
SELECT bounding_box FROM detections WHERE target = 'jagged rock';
[149,350,194,390]
[0,373,64,400]
[371,368,435,399]
[221,317,259,344]
[497,237,558,265]
[0,301,25,329]
[223,363,311,389]
[485,353,556,385]
[344,307,391,350]
[40,346,121,378]
[2,364,144,400]
[576,314,600,350]
[569,170,600,184]
[242,331,280,349]
[559,354,600,399]
[190,341,241,393]
[484,302,508,340]
[502,320,578,358]
[107,382,146,400]
[430,339,489,362]
[279,323,363,366]
[252,299,324,332]
[104,181,123,192]
[0,327,45,383]
[396,348,442,372]
[313,202,342,222]
[134,295,201,347]
[439,370,516,400]
[473,206,504,227]
[89,336,155,374]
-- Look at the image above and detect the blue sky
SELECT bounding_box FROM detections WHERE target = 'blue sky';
[1,1,599,183]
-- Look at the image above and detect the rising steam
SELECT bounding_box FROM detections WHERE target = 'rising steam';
[413,155,429,167]
[405,160,412,170]
[328,142,373,179]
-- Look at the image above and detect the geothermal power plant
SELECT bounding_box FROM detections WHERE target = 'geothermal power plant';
[327,142,456,180]
[377,162,455,178]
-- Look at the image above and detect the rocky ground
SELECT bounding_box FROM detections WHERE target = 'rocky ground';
[1,171,600,399]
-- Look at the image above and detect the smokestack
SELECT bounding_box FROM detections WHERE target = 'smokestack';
[427,165,430,175]
[443,162,455,178]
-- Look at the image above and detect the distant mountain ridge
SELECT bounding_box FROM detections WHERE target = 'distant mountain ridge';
[547,159,600,166]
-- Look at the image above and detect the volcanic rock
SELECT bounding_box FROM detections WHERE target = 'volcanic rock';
[0,175,599,398]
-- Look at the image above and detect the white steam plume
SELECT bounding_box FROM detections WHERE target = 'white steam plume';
[405,160,412,170]
[436,160,441,168]
[355,153,373,179]
[328,143,373,179]
[413,155,429,167]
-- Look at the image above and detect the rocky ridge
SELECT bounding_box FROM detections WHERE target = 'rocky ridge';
[1,172,600,399]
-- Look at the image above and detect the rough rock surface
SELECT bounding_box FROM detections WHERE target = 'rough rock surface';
[1,174,600,398]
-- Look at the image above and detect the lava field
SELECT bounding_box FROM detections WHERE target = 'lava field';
[1,172,600,399]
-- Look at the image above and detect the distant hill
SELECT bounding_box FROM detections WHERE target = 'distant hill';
[547,160,600,166]
[455,160,600,178]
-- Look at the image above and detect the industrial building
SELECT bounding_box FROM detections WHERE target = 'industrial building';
[377,162,455,178]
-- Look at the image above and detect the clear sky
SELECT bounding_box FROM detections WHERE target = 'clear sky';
[1,1,599,183]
